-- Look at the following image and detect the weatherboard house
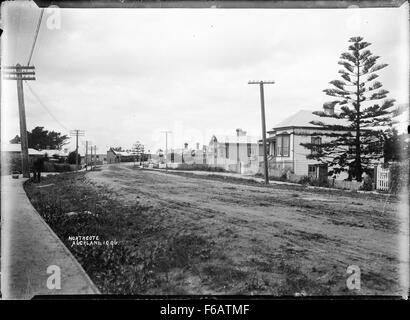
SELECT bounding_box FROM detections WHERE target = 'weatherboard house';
[207,129,261,174]
[107,148,137,164]
[265,104,353,182]
[166,143,206,166]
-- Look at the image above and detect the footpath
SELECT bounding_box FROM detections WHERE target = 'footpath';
[1,175,100,299]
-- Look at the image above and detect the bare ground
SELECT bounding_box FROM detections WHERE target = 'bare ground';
[25,164,406,295]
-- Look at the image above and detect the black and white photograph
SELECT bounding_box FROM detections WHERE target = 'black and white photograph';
[0,0,409,305]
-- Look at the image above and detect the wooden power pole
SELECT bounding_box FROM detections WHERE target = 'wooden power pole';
[94,145,97,169]
[70,130,85,171]
[85,140,89,171]
[248,80,275,184]
[90,142,93,171]
[2,64,36,178]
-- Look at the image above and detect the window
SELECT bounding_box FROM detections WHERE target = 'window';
[247,143,252,157]
[311,137,322,154]
[271,142,276,156]
[225,143,229,159]
[276,135,290,157]
[308,165,317,178]
[171,152,174,163]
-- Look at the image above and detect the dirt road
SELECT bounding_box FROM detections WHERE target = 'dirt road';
[80,164,405,295]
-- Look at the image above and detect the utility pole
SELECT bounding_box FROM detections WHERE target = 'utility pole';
[248,80,275,184]
[2,64,36,178]
[161,131,172,169]
[90,143,93,171]
[70,130,85,171]
[94,145,97,169]
[85,140,88,171]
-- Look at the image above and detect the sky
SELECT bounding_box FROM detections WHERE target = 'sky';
[1,1,409,154]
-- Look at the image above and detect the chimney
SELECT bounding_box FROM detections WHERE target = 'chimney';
[236,128,247,137]
[323,102,335,116]
[184,142,188,149]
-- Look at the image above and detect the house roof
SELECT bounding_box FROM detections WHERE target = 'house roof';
[272,109,347,131]
[1,143,44,156]
[39,149,70,157]
[109,148,137,156]
[210,135,259,144]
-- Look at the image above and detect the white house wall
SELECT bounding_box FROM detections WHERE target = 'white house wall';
[267,128,352,180]
[206,141,259,172]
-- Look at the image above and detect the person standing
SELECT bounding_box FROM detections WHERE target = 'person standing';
[33,156,46,183]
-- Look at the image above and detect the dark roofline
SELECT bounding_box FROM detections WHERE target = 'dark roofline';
[268,125,320,133]
[108,148,118,155]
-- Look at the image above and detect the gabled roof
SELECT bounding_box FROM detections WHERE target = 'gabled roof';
[1,143,44,155]
[109,148,137,156]
[272,109,347,131]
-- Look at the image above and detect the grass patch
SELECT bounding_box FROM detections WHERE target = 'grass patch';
[24,172,216,294]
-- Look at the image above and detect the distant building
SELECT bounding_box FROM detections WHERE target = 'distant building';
[107,148,137,164]
[166,142,206,165]
[1,143,44,173]
[84,153,107,165]
[207,129,260,174]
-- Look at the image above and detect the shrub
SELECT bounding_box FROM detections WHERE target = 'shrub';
[42,162,76,172]
[309,178,330,188]
[298,176,311,185]
[297,176,330,188]
[359,174,373,191]
[67,151,81,164]
[389,161,409,194]
[43,161,55,172]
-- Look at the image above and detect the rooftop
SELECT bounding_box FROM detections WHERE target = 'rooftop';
[1,143,44,156]
[210,135,259,144]
[272,109,346,131]
[109,148,138,157]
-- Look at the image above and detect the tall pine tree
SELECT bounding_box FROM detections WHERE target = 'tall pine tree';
[301,37,395,181]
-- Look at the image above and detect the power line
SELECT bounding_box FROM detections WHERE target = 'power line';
[24,80,71,132]
[27,8,44,66]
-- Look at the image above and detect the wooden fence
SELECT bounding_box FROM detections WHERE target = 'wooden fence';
[376,165,390,191]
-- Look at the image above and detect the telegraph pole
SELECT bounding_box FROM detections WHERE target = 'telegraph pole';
[85,140,89,171]
[2,64,36,178]
[94,145,97,169]
[90,143,93,170]
[70,130,85,171]
[248,80,275,184]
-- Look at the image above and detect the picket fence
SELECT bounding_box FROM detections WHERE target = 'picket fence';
[376,165,390,191]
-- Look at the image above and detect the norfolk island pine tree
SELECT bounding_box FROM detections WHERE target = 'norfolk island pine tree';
[301,37,396,182]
